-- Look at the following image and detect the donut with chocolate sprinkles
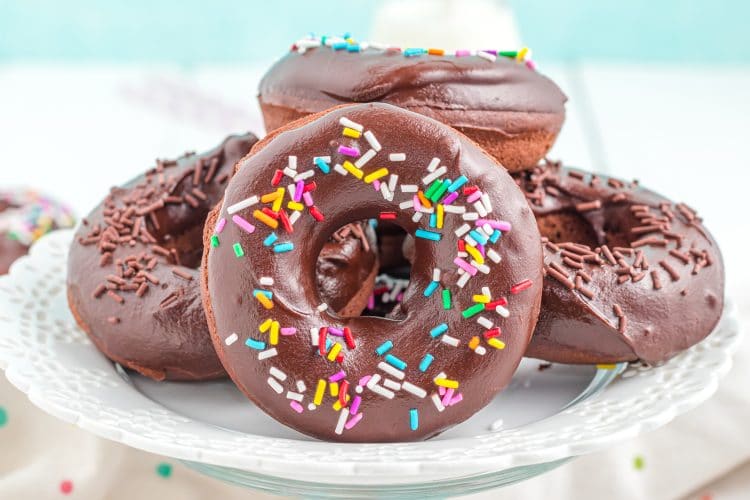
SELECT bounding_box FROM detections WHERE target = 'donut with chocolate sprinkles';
[67,133,379,381]
[514,160,724,364]
[202,103,543,441]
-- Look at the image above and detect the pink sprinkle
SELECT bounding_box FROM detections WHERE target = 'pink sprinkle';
[328,327,344,337]
[455,49,471,57]
[442,191,459,205]
[526,59,537,70]
[329,370,346,382]
[303,191,314,207]
[438,386,446,396]
[413,194,423,212]
[454,257,478,276]
[367,293,375,310]
[232,214,255,234]
[442,387,455,406]
[350,395,362,415]
[477,243,486,257]
[396,292,404,302]
[358,375,372,387]
[373,180,381,190]
[344,412,363,430]
[337,145,360,157]
[215,217,227,233]
[483,49,498,56]
[476,219,512,232]
[280,327,297,336]
[294,181,304,202]
[290,401,304,413]
[467,190,483,203]
[449,393,464,406]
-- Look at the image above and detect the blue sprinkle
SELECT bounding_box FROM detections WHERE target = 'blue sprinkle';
[419,354,434,372]
[332,42,348,50]
[342,32,351,39]
[375,340,393,356]
[429,212,437,228]
[319,338,333,356]
[469,229,488,245]
[447,175,468,193]
[369,218,378,229]
[346,43,360,52]
[253,289,272,299]
[314,157,331,174]
[409,408,419,430]
[263,232,278,246]
[385,354,407,370]
[273,242,294,253]
[430,323,448,338]
[423,281,439,297]
[415,228,441,241]
[404,48,425,57]
[245,338,266,350]
[490,229,502,243]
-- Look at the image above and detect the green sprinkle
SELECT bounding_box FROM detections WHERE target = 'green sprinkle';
[210,235,220,247]
[633,455,645,470]
[499,50,518,58]
[233,242,244,258]
[424,179,443,198]
[0,406,7,427]
[462,303,485,318]
[442,289,451,309]
[429,180,450,203]
[156,462,173,478]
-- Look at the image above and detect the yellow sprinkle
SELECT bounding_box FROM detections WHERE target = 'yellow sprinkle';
[342,160,364,179]
[271,190,284,212]
[287,201,304,211]
[436,203,444,229]
[517,47,529,61]
[363,167,389,184]
[260,188,283,203]
[327,342,342,361]
[465,245,485,265]
[313,379,326,405]
[332,394,349,411]
[597,363,617,370]
[417,191,432,209]
[269,321,280,345]
[254,292,274,310]
[472,294,490,303]
[468,336,480,350]
[487,338,506,350]
[342,127,361,138]
[253,209,279,229]
[329,382,339,397]
[258,318,273,333]
[434,378,459,389]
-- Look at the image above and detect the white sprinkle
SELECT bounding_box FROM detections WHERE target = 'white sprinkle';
[267,377,283,394]
[457,252,468,259]
[457,272,471,288]
[422,166,447,185]
[225,333,239,346]
[380,182,393,201]
[383,378,401,391]
[296,380,307,392]
[307,403,316,410]
[427,157,441,172]
[317,303,329,312]
[335,407,350,435]
[227,196,258,214]
[287,183,297,199]
[355,385,363,394]
[487,249,502,263]
[496,305,510,318]
[288,210,301,225]
[288,155,297,170]
[270,366,287,381]
[402,381,427,398]
[482,286,492,298]
[354,148,377,168]
[432,268,441,282]
[475,346,487,356]
[464,235,478,246]
[443,204,466,214]
[455,223,471,237]
[286,391,304,402]
[474,200,488,217]
[412,212,423,222]
[481,193,493,213]
[462,212,479,221]
[388,174,398,193]
[333,163,348,176]
[260,277,274,286]
[294,169,315,182]
[477,50,497,62]
[340,117,363,132]
[363,130,381,151]
[482,223,495,237]
[283,167,297,178]
[311,327,320,346]
[258,348,278,360]
[369,41,389,50]
[434,372,447,381]
[477,316,493,329]
[441,334,460,347]
[431,393,446,412]
[472,261,491,274]
[378,361,405,380]
[370,384,395,399]
[389,153,406,162]
[399,200,414,210]
[313,156,331,163]
[400,184,418,193]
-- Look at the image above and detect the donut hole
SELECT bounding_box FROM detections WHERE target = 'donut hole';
[536,211,599,247]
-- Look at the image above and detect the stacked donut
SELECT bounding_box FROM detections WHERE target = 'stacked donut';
[60,33,724,443]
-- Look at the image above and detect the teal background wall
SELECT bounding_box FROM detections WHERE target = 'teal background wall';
[1,0,748,63]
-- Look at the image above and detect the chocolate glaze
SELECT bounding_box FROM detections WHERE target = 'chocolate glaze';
[67,133,378,381]
[515,161,725,364]
[203,103,543,442]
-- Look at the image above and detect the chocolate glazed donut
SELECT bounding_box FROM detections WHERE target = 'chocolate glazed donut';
[67,133,379,381]
[202,103,542,442]
[515,161,724,364]
[258,35,567,172]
